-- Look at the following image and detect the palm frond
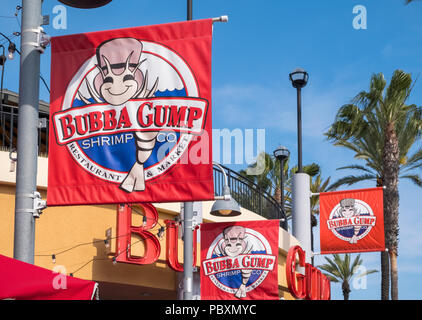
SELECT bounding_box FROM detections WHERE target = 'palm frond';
[328,174,377,190]
[337,164,377,175]
[400,174,422,187]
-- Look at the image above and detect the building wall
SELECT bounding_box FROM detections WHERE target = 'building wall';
[0,151,299,299]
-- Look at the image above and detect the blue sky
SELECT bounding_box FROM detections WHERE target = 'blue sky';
[1,0,422,300]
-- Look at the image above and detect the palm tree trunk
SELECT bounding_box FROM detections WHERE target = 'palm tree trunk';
[389,247,399,300]
[379,177,390,300]
[274,187,282,205]
[381,251,390,300]
[342,281,351,300]
[383,121,400,300]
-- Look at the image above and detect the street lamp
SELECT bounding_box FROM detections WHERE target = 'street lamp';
[273,145,289,215]
[289,68,313,265]
[289,68,308,173]
[210,163,241,217]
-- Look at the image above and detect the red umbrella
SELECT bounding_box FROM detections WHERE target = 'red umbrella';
[0,254,98,300]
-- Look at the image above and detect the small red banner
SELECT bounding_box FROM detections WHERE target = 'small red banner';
[200,220,279,300]
[47,19,214,206]
[319,187,385,254]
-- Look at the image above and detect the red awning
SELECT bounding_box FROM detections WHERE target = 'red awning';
[0,254,98,300]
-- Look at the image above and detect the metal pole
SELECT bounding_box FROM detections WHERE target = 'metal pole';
[296,87,302,173]
[182,0,194,301]
[187,0,193,21]
[292,173,312,264]
[0,46,5,147]
[13,0,42,264]
[183,201,194,300]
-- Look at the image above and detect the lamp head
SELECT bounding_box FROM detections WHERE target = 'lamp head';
[273,145,290,161]
[210,186,241,217]
[210,197,242,217]
[57,0,112,8]
[289,68,308,89]
[7,43,16,60]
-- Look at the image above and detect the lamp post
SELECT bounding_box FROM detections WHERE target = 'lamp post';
[0,46,6,142]
[273,146,289,227]
[289,68,308,173]
[13,0,44,264]
[182,0,194,300]
[289,68,312,264]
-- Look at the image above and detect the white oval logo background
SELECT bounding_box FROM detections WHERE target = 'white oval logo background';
[328,199,375,242]
[61,40,198,183]
[206,228,273,294]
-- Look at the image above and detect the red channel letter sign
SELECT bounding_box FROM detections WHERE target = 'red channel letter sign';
[286,245,331,300]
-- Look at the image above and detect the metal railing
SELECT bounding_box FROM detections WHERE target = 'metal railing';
[0,107,288,229]
[213,164,288,230]
[0,104,49,156]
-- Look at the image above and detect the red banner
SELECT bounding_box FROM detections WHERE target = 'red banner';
[200,220,279,300]
[319,187,385,254]
[47,19,214,206]
[0,254,98,300]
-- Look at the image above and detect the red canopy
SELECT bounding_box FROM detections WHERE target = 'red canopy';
[0,254,98,300]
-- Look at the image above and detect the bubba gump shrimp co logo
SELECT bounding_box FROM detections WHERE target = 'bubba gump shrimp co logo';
[202,226,276,299]
[52,37,208,193]
[327,198,377,244]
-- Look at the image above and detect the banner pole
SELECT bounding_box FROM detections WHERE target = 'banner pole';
[13,0,42,264]
[182,202,194,300]
[182,0,194,301]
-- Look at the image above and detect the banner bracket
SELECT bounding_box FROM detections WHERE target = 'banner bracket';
[212,15,228,23]
[16,191,47,218]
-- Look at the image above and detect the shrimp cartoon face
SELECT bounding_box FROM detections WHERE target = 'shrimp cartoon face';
[221,226,247,257]
[98,52,141,106]
[92,38,150,107]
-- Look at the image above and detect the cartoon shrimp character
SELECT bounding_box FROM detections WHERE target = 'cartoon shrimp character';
[219,226,253,299]
[77,38,159,192]
[337,198,361,244]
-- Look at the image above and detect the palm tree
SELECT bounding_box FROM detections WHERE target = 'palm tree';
[325,70,422,300]
[319,254,378,300]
